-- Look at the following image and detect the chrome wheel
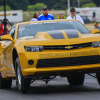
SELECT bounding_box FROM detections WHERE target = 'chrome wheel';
[17,66,21,86]
[15,57,30,93]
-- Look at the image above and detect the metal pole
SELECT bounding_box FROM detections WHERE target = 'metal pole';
[4,0,6,19]
[68,0,70,9]
[78,0,80,8]
[73,0,75,7]
[4,0,7,34]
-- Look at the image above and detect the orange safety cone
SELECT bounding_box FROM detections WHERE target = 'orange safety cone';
[27,10,29,13]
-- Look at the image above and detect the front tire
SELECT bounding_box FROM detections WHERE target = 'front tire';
[67,73,85,85]
[0,73,12,89]
[15,57,30,93]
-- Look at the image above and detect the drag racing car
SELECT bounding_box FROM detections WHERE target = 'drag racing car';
[0,19,100,93]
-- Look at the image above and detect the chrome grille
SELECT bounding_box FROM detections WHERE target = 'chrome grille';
[44,42,92,50]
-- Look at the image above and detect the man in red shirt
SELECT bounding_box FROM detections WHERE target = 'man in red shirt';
[0,23,4,35]
[0,22,8,35]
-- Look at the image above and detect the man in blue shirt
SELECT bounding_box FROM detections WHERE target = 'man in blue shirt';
[94,22,100,31]
[38,7,54,21]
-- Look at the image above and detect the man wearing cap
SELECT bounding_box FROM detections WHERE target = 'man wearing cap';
[67,7,84,24]
[38,7,54,21]
[94,22,100,31]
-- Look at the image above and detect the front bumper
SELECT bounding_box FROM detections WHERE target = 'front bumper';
[19,47,100,76]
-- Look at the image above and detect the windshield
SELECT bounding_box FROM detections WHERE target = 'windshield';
[17,21,90,38]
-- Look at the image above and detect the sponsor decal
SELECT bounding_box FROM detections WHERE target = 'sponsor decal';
[19,28,25,31]
[48,17,51,20]
[39,50,99,58]
[81,10,89,14]
[0,13,11,16]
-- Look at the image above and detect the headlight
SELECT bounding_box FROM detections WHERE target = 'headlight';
[25,46,44,52]
[92,41,100,48]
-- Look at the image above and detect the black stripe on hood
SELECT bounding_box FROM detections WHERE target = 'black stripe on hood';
[45,30,65,39]
[64,29,79,38]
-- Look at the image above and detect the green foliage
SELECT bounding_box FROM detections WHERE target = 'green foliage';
[28,5,35,11]
[34,3,47,10]
[28,3,47,11]
[82,2,97,8]
[0,0,100,11]
[52,0,67,10]
[0,0,29,11]
[0,5,12,11]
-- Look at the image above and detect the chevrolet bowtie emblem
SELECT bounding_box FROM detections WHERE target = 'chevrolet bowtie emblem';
[65,46,73,49]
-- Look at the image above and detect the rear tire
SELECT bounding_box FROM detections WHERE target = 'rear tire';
[0,73,12,89]
[67,73,85,85]
[15,57,30,93]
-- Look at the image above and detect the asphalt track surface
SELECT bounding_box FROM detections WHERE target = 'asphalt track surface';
[0,74,100,100]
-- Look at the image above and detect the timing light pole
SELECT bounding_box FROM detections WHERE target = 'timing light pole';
[3,0,7,35]
[68,0,70,9]
[1,0,12,35]
[78,0,80,8]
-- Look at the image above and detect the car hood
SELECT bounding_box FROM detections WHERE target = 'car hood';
[16,29,100,46]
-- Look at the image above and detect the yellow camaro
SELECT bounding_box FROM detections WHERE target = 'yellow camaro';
[0,19,100,93]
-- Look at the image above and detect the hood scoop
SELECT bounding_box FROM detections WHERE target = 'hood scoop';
[35,29,80,40]
[45,30,65,39]
[64,29,79,38]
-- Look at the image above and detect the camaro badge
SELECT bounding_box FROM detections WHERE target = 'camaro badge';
[65,46,73,49]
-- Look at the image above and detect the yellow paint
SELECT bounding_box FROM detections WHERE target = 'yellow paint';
[91,29,100,34]
[0,20,100,78]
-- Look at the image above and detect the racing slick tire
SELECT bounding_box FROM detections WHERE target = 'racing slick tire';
[0,73,12,89]
[96,73,100,85]
[15,57,30,93]
[67,73,85,85]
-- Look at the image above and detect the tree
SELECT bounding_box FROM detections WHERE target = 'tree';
[0,5,12,11]
[82,2,97,8]
[28,3,47,11]
[52,0,67,10]
[0,0,99,11]
[93,0,100,7]
[0,0,29,11]
[34,3,47,10]
[28,5,35,11]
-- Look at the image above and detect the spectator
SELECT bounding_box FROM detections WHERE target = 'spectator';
[94,22,100,30]
[38,7,54,21]
[58,14,65,19]
[30,13,39,21]
[67,7,84,24]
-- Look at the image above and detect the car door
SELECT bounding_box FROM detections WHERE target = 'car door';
[4,27,16,73]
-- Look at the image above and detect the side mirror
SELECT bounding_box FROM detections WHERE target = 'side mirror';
[91,29,100,34]
[0,34,13,41]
